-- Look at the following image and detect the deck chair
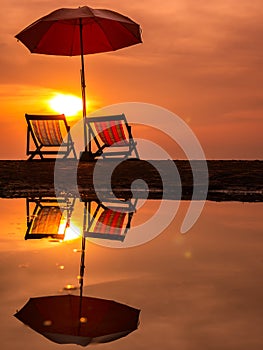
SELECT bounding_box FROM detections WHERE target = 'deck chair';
[25,197,75,241]
[83,198,138,242]
[25,114,77,160]
[85,114,139,159]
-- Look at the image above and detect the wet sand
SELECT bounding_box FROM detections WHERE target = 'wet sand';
[0,160,262,202]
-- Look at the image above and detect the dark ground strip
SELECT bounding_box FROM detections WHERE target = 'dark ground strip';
[0,160,262,202]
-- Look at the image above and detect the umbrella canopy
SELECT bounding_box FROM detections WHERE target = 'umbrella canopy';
[15,6,142,56]
[14,295,140,346]
[15,6,142,156]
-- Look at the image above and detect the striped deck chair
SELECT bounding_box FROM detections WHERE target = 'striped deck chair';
[85,114,139,159]
[26,114,77,160]
[25,197,75,241]
[83,199,137,242]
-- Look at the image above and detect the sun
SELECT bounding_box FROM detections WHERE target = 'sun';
[48,93,83,117]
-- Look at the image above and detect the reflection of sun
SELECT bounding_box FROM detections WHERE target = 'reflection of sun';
[64,224,82,241]
[48,93,83,117]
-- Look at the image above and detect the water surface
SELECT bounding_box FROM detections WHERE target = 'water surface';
[1,198,262,349]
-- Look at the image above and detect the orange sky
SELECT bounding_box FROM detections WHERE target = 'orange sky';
[0,0,262,159]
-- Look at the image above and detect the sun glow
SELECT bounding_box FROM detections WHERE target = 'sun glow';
[64,225,82,241]
[49,93,83,117]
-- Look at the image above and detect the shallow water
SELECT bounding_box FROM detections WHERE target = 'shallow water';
[1,198,262,350]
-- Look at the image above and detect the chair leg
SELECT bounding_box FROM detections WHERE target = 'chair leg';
[72,145,77,159]
[129,141,139,159]
[27,147,44,160]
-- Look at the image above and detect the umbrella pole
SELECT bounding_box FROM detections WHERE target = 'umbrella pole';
[80,19,87,152]
[79,19,93,161]
[80,72,88,154]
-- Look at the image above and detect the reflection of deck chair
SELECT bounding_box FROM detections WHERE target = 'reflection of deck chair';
[26,114,77,160]
[83,199,137,242]
[85,114,139,159]
[25,197,75,241]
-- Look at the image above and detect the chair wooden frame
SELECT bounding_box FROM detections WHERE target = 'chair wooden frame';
[85,114,139,159]
[25,197,75,241]
[26,114,77,160]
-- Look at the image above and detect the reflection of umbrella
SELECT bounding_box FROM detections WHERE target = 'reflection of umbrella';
[15,6,142,156]
[14,295,140,346]
[15,197,140,346]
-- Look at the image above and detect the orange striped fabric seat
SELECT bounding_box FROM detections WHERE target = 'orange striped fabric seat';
[92,120,129,147]
[93,209,127,237]
[26,114,77,160]
[31,207,62,235]
[85,114,139,159]
[31,120,64,146]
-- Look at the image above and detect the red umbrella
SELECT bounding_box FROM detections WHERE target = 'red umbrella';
[14,294,140,346]
[15,6,142,157]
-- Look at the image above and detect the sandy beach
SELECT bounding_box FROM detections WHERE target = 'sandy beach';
[0,159,262,202]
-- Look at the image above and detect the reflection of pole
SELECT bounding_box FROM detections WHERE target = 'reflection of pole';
[79,18,88,153]
[79,235,86,299]
[80,202,87,308]
[78,201,87,332]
